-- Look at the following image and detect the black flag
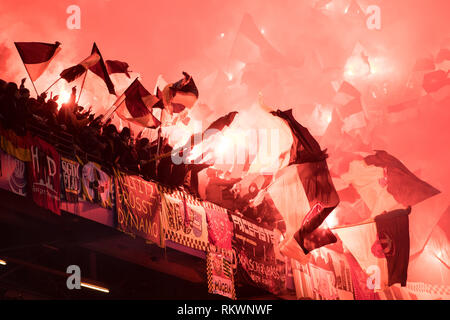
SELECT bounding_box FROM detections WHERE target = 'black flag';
[374,207,411,286]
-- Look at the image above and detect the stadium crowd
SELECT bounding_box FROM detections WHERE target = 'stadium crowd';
[0,78,285,229]
[0,79,174,182]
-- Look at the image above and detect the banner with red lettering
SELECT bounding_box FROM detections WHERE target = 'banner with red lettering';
[115,170,162,246]
[0,149,27,197]
[28,136,60,215]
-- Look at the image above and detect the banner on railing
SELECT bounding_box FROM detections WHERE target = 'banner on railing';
[204,201,233,251]
[231,213,286,295]
[61,157,80,203]
[81,162,113,209]
[0,149,27,197]
[60,158,116,228]
[0,127,30,162]
[292,246,355,300]
[160,187,208,251]
[28,136,60,215]
[115,171,162,246]
[207,246,236,299]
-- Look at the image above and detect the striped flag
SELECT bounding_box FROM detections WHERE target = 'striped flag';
[60,51,101,83]
[14,41,61,81]
[111,79,161,128]
[336,207,411,289]
[88,43,116,95]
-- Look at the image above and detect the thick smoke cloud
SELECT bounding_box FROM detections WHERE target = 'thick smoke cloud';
[1,0,449,194]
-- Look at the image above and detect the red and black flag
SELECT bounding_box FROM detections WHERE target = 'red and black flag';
[333,81,366,132]
[364,150,440,207]
[266,110,339,256]
[111,79,161,128]
[158,72,199,114]
[60,51,101,83]
[88,43,116,95]
[205,111,238,132]
[335,207,412,289]
[374,207,411,286]
[271,109,328,165]
[14,41,61,81]
[106,60,131,78]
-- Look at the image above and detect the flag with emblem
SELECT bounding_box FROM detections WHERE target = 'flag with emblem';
[336,206,411,288]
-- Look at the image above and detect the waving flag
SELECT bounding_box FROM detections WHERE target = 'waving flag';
[112,79,161,128]
[341,150,440,219]
[88,43,116,95]
[206,111,238,132]
[262,109,339,256]
[159,72,199,114]
[14,41,61,81]
[106,60,131,78]
[336,207,411,288]
[374,207,411,286]
[60,51,100,83]
[341,150,446,256]
[271,109,328,165]
[364,150,440,207]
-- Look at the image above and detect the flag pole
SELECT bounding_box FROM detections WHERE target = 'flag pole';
[76,72,88,104]
[15,45,39,97]
[155,109,165,177]
[22,67,39,97]
[103,77,138,121]
[43,77,62,94]
[330,219,374,230]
